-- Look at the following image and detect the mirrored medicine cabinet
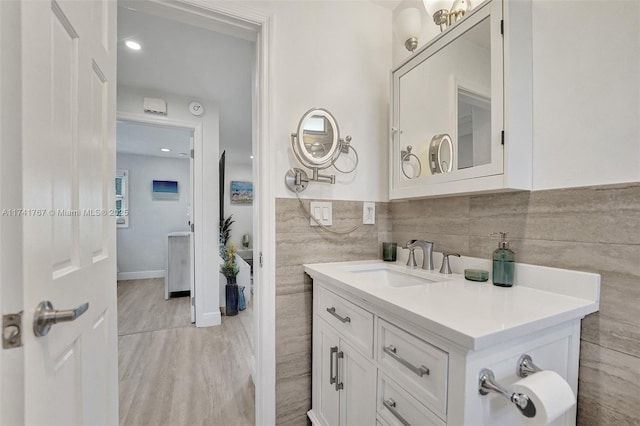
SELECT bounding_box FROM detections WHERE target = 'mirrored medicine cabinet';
[390,0,533,200]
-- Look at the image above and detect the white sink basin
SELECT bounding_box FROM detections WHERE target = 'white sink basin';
[340,264,444,288]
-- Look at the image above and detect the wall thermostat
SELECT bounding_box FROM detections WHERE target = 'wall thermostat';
[189,101,204,116]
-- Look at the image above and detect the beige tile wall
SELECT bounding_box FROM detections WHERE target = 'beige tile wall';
[392,182,640,425]
[275,182,640,424]
[274,198,391,425]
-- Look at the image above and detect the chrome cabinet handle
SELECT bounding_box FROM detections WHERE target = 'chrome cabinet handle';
[383,398,411,426]
[33,300,89,337]
[383,345,430,377]
[335,351,344,391]
[326,307,351,323]
[329,346,338,385]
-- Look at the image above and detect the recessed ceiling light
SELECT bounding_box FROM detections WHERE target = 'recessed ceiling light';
[250,155,254,159]
[160,148,170,152]
[125,40,141,51]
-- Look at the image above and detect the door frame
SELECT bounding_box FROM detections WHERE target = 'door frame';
[120,1,276,423]
[115,113,207,326]
[0,1,26,423]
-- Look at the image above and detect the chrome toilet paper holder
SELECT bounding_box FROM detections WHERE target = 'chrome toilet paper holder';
[479,354,544,419]
[478,368,537,418]
[517,354,542,378]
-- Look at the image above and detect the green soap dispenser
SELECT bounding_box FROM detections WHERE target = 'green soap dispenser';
[492,232,515,287]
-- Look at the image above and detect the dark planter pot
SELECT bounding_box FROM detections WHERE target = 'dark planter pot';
[225,277,239,316]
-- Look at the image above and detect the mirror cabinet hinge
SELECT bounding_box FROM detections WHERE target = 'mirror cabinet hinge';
[3,312,23,349]
[501,130,505,145]
[190,149,194,159]
[500,20,504,35]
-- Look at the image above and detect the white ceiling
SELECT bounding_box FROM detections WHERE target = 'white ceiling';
[116,4,254,163]
[117,120,192,159]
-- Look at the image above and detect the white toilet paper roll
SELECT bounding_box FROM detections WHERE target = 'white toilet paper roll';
[511,370,576,425]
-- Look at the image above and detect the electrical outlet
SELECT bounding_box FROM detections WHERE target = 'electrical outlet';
[309,201,332,226]
[363,202,375,224]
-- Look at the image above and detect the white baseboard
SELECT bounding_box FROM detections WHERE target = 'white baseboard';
[197,311,221,327]
[117,270,165,281]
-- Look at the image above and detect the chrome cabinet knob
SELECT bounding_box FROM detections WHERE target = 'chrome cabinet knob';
[33,300,89,337]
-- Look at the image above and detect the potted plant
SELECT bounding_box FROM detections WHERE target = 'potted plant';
[220,241,240,316]
[219,215,234,246]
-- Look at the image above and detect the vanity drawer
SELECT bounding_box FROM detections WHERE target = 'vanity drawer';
[317,286,373,357]
[378,373,445,426]
[377,319,448,418]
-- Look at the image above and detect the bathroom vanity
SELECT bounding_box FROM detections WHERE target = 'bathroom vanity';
[390,0,533,199]
[305,257,599,425]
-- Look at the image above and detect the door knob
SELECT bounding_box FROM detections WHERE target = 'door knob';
[33,301,89,337]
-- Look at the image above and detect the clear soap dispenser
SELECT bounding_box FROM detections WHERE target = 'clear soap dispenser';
[492,232,515,287]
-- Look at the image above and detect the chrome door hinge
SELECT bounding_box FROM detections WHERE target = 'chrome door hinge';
[191,297,195,307]
[190,223,195,232]
[501,130,505,145]
[500,19,504,35]
[190,149,194,159]
[3,312,23,349]
[259,251,263,268]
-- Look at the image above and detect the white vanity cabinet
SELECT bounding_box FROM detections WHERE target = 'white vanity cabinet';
[390,0,533,199]
[306,260,600,426]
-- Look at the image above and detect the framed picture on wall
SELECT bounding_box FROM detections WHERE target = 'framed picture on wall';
[152,180,179,200]
[230,181,253,205]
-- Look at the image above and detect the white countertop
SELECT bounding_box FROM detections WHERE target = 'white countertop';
[304,258,600,351]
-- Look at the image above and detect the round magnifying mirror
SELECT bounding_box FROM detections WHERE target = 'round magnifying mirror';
[429,134,454,174]
[295,108,340,167]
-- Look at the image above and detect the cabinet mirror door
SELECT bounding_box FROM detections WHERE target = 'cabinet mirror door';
[392,0,504,197]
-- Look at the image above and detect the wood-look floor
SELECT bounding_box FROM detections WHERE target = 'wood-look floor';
[117,279,255,426]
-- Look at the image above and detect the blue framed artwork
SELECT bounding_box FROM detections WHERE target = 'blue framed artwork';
[152,180,179,200]
[230,181,253,205]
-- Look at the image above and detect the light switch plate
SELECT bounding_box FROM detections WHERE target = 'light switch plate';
[363,202,375,224]
[310,201,332,226]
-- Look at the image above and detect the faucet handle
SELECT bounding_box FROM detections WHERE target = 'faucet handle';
[439,252,461,274]
[406,247,417,268]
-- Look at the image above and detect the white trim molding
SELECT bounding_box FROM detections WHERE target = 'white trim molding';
[117,270,165,281]
[115,111,212,328]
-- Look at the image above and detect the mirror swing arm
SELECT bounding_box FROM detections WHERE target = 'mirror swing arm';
[285,108,358,193]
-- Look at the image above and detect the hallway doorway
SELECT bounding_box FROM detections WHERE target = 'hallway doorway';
[116,1,261,423]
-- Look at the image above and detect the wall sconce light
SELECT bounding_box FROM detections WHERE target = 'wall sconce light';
[395,7,422,53]
[423,0,472,32]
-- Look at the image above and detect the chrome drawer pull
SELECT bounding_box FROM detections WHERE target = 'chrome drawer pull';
[335,350,344,391]
[329,346,338,385]
[384,345,430,377]
[383,398,411,426]
[326,307,351,323]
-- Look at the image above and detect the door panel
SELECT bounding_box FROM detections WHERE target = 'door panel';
[86,62,109,260]
[340,340,376,426]
[316,319,340,426]
[21,0,118,423]
[51,1,79,272]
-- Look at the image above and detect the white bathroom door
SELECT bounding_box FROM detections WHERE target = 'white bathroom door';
[19,0,118,423]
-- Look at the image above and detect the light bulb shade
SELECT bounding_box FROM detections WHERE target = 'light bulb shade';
[394,7,422,42]
[422,0,452,17]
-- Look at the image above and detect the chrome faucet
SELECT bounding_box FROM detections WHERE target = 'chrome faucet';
[404,240,418,268]
[405,240,434,270]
